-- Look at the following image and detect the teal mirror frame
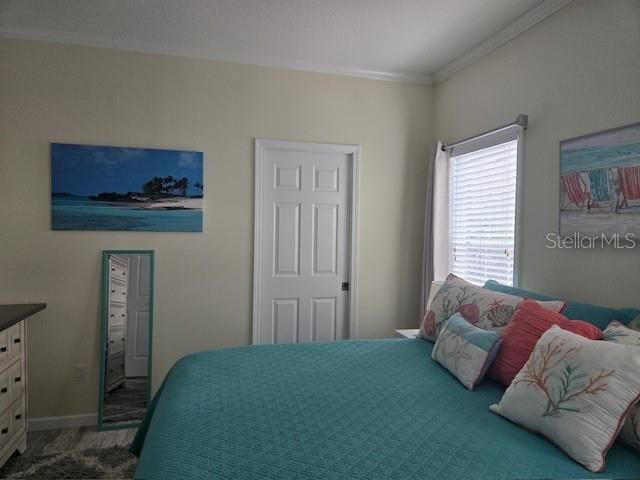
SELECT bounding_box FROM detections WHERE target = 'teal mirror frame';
[98,250,154,431]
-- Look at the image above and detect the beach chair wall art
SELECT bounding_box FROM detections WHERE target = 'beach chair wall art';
[560,122,640,237]
[51,143,204,232]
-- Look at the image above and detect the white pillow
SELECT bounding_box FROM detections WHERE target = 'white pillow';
[490,325,640,472]
[603,321,640,453]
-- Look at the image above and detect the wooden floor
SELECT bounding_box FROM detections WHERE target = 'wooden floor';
[0,426,138,479]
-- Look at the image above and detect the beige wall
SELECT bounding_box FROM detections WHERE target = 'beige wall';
[434,1,640,308]
[0,39,432,417]
[4,0,638,421]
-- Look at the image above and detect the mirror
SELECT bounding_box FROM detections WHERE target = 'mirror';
[99,250,153,429]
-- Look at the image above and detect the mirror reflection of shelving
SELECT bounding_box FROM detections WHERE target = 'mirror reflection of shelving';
[106,255,127,392]
[101,252,152,428]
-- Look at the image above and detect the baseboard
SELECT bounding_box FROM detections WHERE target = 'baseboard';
[28,413,98,432]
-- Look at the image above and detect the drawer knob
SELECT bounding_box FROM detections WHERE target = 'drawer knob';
[121,314,125,317]
[121,338,125,341]
[110,314,114,317]
[0,388,6,394]
[1,428,7,434]
[109,340,114,344]
[109,369,114,374]
[111,290,115,293]
[14,376,20,383]
[15,414,21,420]
[0,347,6,352]
[111,267,115,271]
[14,338,20,344]
[122,292,126,295]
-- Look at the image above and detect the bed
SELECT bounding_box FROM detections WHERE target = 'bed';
[131,338,640,479]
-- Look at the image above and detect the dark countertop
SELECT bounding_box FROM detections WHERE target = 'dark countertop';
[0,304,46,331]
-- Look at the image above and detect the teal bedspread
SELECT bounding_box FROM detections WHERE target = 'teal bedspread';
[132,339,640,479]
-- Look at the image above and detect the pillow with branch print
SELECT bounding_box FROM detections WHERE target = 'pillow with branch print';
[603,321,640,453]
[490,326,640,473]
[431,313,502,390]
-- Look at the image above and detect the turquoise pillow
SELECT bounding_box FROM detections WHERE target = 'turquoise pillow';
[483,280,639,330]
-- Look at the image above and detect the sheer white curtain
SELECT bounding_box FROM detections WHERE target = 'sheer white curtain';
[419,142,450,319]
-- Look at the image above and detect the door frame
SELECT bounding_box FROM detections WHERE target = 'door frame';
[252,138,360,344]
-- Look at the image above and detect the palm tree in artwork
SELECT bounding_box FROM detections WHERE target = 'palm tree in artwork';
[176,177,189,196]
[142,176,165,196]
[163,176,175,194]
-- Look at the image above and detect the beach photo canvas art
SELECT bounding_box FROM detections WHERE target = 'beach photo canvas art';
[51,143,204,231]
[560,122,640,237]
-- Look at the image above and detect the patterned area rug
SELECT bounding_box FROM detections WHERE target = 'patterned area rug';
[0,446,136,479]
[0,427,137,479]
[103,377,148,424]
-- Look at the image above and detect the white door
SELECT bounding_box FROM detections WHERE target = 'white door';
[124,255,150,377]
[253,139,359,344]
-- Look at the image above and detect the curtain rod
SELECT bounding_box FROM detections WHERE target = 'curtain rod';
[441,114,528,152]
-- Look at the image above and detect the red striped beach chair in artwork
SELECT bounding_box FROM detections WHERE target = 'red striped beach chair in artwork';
[561,172,589,210]
[619,166,640,204]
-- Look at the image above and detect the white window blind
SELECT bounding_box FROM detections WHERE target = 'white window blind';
[449,139,518,286]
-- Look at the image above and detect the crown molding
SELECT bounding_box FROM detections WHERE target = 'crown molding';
[0,25,432,85]
[0,0,572,87]
[432,0,573,85]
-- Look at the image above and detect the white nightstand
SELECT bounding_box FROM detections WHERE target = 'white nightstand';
[395,329,420,338]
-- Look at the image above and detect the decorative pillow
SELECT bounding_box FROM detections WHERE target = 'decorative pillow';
[488,300,603,386]
[490,326,640,473]
[420,274,563,342]
[431,313,502,390]
[483,279,640,330]
[603,321,640,453]
[535,300,567,313]
[603,320,640,346]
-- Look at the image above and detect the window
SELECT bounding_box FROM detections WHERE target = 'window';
[448,138,519,286]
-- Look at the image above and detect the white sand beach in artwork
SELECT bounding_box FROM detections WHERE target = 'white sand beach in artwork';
[141,197,202,210]
[561,209,640,236]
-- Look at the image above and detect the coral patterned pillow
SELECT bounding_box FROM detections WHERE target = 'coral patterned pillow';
[488,299,602,386]
[603,321,640,453]
[420,274,524,341]
[419,274,564,342]
[490,326,640,473]
[431,313,502,390]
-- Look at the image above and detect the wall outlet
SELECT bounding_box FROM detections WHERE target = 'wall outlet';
[74,363,89,383]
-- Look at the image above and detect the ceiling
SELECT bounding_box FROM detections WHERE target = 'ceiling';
[0,0,567,84]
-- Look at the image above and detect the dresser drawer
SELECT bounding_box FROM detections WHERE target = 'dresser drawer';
[7,322,23,362]
[0,331,7,366]
[0,410,9,450]
[10,398,25,436]
[0,371,8,413]
[108,325,125,356]
[110,263,127,280]
[106,354,125,390]
[8,360,23,403]
[108,303,127,326]
[109,280,127,303]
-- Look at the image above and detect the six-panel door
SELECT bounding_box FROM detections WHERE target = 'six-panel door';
[258,147,351,344]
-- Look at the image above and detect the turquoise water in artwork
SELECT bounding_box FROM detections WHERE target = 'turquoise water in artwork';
[52,197,203,232]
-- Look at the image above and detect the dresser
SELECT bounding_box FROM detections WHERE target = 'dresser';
[0,303,45,468]
[106,255,128,392]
